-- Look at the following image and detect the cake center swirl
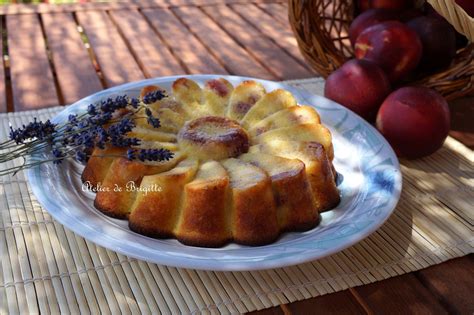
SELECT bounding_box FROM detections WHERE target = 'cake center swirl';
[177,116,249,160]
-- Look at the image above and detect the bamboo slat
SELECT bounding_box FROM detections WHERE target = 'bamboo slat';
[0,78,472,314]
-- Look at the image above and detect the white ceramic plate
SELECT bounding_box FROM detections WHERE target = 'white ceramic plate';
[27,75,402,271]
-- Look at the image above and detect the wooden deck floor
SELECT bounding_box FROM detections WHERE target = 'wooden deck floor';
[0,0,318,112]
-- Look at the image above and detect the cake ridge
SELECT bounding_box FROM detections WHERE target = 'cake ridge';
[227,80,266,121]
[248,105,321,137]
[175,160,232,247]
[128,158,199,238]
[82,77,340,247]
[240,88,297,129]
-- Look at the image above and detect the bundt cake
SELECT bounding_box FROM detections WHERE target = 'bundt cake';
[81,77,340,247]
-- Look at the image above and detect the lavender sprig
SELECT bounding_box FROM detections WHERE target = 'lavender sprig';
[0,89,172,176]
[9,118,56,144]
[142,90,166,104]
[126,148,174,162]
[145,108,161,128]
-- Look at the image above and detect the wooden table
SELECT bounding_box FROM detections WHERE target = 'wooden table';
[0,1,472,314]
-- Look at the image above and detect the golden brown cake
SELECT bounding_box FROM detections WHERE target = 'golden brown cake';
[82,77,340,247]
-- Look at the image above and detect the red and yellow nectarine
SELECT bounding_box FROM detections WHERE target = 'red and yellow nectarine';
[376,87,450,159]
[355,21,422,82]
[358,0,413,11]
[407,16,456,71]
[324,59,391,122]
[349,9,398,45]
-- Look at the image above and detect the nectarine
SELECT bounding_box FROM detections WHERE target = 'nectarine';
[424,3,445,20]
[357,0,370,12]
[371,0,412,10]
[398,8,424,22]
[424,3,469,49]
[376,87,450,159]
[358,0,413,11]
[349,9,398,45]
[355,21,422,82]
[407,16,456,71]
[324,59,391,122]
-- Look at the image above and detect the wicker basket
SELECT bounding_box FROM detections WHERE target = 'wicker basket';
[288,0,474,100]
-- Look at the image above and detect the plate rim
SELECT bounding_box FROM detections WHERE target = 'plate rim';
[27,74,402,271]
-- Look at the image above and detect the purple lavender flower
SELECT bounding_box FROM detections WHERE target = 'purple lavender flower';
[126,149,136,160]
[125,148,173,162]
[64,125,74,133]
[52,148,65,164]
[82,133,95,149]
[111,136,140,147]
[143,90,166,104]
[2,92,175,177]
[130,98,140,108]
[108,118,135,137]
[137,148,173,162]
[75,151,88,163]
[145,108,161,128]
[95,127,109,149]
[68,114,79,125]
[87,104,98,116]
[89,112,113,126]
[9,118,57,144]
[99,95,129,113]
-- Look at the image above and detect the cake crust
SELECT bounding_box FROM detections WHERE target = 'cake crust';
[175,161,232,247]
[81,78,340,247]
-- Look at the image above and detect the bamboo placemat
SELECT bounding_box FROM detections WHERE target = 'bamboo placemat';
[1,78,473,314]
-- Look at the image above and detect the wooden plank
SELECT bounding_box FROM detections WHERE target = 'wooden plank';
[6,14,58,111]
[0,19,6,112]
[75,10,144,88]
[231,4,311,71]
[141,8,227,75]
[354,273,449,314]
[448,97,474,149]
[282,290,367,315]
[108,9,185,78]
[248,306,285,315]
[140,0,284,8]
[449,130,474,149]
[170,0,285,4]
[416,256,474,315]
[0,2,139,15]
[173,6,275,80]
[41,12,103,105]
[257,3,289,27]
[202,5,314,80]
[0,0,284,15]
